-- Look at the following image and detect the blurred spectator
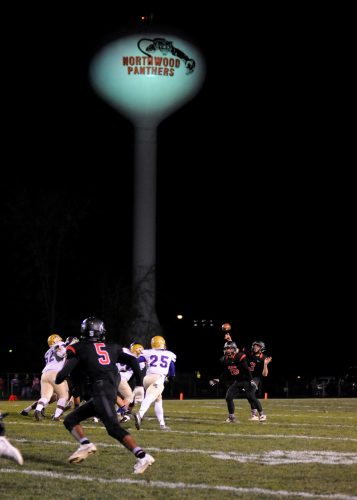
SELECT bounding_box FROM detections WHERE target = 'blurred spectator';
[31,376,41,399]
[340,366,357,397]
[21,374,32,399]
[0,377,5,399]
[311,376,338,397]
[10,374,22,398]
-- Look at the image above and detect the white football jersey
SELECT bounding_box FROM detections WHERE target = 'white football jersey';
[42,341,66,373]
[116,347,146,380]
[116,347,134,379]
[120,369,133,381]
[141,348,176,376]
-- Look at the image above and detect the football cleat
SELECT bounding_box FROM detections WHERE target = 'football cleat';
[259,414,267,422]
[0,436,24,465]
[120,415,131,423]
[133,413,142,430]
[160,424,171,431]
[224,415,237,423]
[133,453,155,474]
[68,443,97,463]
[34,410,44,421]
[249,415,259,421]
[20,410,29,417]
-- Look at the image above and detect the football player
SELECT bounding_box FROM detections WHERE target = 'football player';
[20,336,79,419]
[220,330,271,421]
[116,343,145,423]
[55,316,155,474]
[134,335,176,431]
[246,340,272,421]
[34,334,69,421]
[209,341,257,423]
[0,411,23,465]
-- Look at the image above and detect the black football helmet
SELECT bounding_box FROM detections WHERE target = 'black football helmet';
[223,341,238,358]
[251,340,266,352]
[80,317,106,341]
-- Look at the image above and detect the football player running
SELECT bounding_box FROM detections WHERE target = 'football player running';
[55,317,155,474]
[134,335,176,431]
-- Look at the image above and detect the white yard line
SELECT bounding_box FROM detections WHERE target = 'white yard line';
[7,420,357,440]
[8,437,357,464]
[1,468,356,499]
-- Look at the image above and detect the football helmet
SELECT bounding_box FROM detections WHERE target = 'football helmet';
[47,334,63,348]
[151,335,166,349]
[221,323,231,332]
[80,317,106,341]
[130,343,144,356]
[223,341,238,358]
[251,340,266,352]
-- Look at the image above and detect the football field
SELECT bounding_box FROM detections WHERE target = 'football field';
[1,398,357,499]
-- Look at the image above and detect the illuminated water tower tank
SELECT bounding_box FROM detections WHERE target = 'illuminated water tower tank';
[90,31,206,342]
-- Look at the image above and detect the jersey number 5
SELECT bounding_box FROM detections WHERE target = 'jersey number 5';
[94,343,110,365]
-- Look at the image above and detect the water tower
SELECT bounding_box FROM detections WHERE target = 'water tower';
[90,29,205,344]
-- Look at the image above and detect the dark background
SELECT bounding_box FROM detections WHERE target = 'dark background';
[1,7,354,383]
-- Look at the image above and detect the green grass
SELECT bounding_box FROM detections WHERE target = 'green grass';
[1,398,357,499]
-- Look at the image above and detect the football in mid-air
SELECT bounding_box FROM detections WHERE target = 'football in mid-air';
[221,323,231,332]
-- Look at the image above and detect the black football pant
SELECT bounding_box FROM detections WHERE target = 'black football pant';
[225,380,262,414]
[64,379,129,441]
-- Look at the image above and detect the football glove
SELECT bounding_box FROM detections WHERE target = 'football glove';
[209,379,220,386]
[250,380,258,390]
[65,337,79,346]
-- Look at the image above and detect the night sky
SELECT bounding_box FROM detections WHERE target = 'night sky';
[2,7,354,382]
